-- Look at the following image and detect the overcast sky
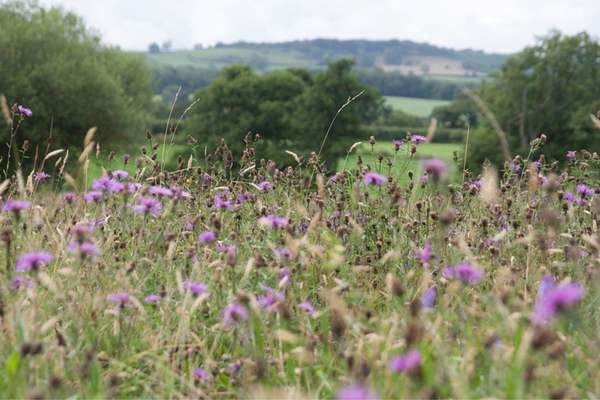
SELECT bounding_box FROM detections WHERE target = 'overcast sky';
[38,0,600,53]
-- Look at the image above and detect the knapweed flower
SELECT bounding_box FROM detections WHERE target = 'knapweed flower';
[108,292,131,308]
[392,139,404,151]
[172,187,192,200]
[410,134,426,144]
[416,243,432,268]
[63,192,77,203]
[336,384,379,400]
[275,247,293,261]
[133,196,162,216]
[236,192,253,204]
[148,185,173,197]
[123,153,130,163]
[326,174,340,187]
[469,180,481,191]
[223,303,249,326]
[298,300,316,315]
[257,180,273,191]
[127,183,142,193]
[576,183,594,198]
[442,262,484,284]
[92,176,123,193]
[258,285,285,311]
[422,158,448,182]
[566,150,576,161]
[198,231,217,244]
[183,280,207,297]
[194,367,211,381]
[213,196,233,210]
[11,275,33,290]
[83,191,103,203]
[421,287,437,309]
[259,215,289,229]
[16,251,52,272]
[508,161,521,173]
[533,278,584,324]
[202,173,212,185]
[389,350,422,373]
[363,172,386,186]
[33,171,50,183]
[144,294,162,304]
[17,105,32,117]
[68,240,99,258]
[3,199,31,214]
[112,170,129,180]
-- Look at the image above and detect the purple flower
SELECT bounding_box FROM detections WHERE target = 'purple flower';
[223,303,249,326]
[148,185,173,197]
[198,231,217,244]
[213,196,233,210]
[11,275,33,290]
[123,154,130,163]
[92,176,123,193]
[127,183,142,193]
[410,134,426,144]
[576,183,594,198]
[336,384,379,400]
[68,240,99,258]
[17,105,32,117]
[392,139,404,151]
[3,199,31,213]
[508,161,521,173]
[16,251,52,272]
[257,180,273,191]
[442,262,484,284]
[183,280,207,297]
[133,196,162,216]
[469,180,481,191]
[566,150,576,161]
[194,367,211,381]
[389,350,422,373]
[257,285,285,311]
[202,173,212,185]
[326,174,340,187]
[108,292,131,308]
[421,287,437,309]
[63,192,77,203]
[83,191,103,203]
[363,172,387,186]
[144,294,162,303]
[259,215,289,229]
[416,243,432,267]
[236,192,253,204]
[298,300,316,315]
[33,171,50,183]
[112,170,129,180]
[422,158,448,181]
[533,279,584,324]
[172,187,192,200]
[275,247,293,261]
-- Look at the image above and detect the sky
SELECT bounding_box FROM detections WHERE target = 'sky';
[38,0,600,53]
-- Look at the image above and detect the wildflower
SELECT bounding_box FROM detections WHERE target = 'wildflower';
[172,187,192,200]
[389,350,422,373]
[392,139,404,151]
[422,158,448,182]
[326,174,339,187]
[257,180,273,191]
[63,192,77,203]
[108,292,131,308]
[11,275,33,290]
[421,287,437,309]
[533,278,584,324]
[566,150,576,161]
[133,196,162,216]
[198,231,217,244]
[144,294,162,303]
[68,240,99,258]
[148,185,173,197]
[416,243,432,267]
[336,384,379,400]
[3,199,31,214]
[257,285,285,310]
[259,215,289,229]
[363,172,387,186]
[202,173,212,185]
[275,247,293,261]
[83,191,103,203]
[17,105,32,117]
[112,170,129,180]
[16,251,52,272]
[127,182,142,193]
[183,280,207,297]
[442,262,484,284]
[92,176,123,193]
[508,161,521,173]
[33,171,50,183]
[213,196,233,210]
[410,134,426,144]
[469,180,482,191]
[298,300,316,315]
[123,153,130,163]
[576,183,594,198]
[236,192,253,204]
[194,368,211,381]
[223,303,249,326]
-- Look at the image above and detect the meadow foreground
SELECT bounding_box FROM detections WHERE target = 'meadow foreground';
[0,132,599,399]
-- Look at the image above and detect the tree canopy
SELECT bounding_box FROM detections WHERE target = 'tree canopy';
[186,59,386,167]
[468,31,600,170]
[0,1,153,168]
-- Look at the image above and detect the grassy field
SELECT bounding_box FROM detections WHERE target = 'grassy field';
[384,96,451,117]
[338,142,462,184]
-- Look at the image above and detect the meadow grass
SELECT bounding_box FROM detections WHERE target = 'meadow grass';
[383,96,451,117]
[0,132,599,399]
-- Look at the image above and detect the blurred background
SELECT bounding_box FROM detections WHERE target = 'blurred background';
[1,0,600,177]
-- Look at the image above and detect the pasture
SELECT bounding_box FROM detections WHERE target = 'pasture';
[383,96,451,117]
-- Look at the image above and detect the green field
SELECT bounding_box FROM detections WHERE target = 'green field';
[384,96,451,117]
[338,142,461,184]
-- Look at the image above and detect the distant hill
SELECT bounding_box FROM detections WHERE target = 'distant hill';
[141,38,509,79]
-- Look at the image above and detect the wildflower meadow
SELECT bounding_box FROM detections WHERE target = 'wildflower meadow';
[0,106,599,399]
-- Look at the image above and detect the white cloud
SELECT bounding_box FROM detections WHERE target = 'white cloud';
[38,0,600,53]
